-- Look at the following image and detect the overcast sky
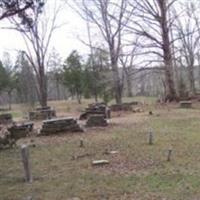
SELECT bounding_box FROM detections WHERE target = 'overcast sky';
[0,0,91,62]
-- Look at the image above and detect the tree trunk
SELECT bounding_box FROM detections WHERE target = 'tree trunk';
[197,53,200,89]
[127,75,133,97]
[77,93,82,104]
[93,74,98,102]
[56,78,60,100]
[188,65,195,96]
[38,65,47,107]
[164,65,177,101]
[8,91,12,110]
[94,86,98,103]
[160,1,177,101]
[111,55,122,104]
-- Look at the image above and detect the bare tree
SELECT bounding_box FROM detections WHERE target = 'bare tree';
[47,48,63,101]
[15,51,37,106]
[85,14,98,102]
[9,0,61,107]
[69,0,134,104]
[187,0,200,90]
[129,0,178,101]
[174,2,200,96]
[119,36,141,97]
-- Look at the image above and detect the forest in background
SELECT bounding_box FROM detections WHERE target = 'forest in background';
[0,0,200,108]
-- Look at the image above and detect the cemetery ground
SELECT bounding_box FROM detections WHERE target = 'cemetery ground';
[1,98,200,200]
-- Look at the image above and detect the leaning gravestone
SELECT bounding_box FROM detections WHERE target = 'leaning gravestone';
[40,117,83,136]
[86,114,108,127]
[179,101,192,108]
[0,113,13,124]
[29,107,56,120]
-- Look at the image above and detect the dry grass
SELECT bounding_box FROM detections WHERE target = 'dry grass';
[1,98,200,200]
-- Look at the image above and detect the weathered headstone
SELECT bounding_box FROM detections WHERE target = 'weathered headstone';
[29,107,56,120]
[40,117,83,135]
[0,113,12,124]
[79,103,111,120]
[21,145,32,183]
[8,122,34,140]
[86,114,108,127]
[179,101,192,108]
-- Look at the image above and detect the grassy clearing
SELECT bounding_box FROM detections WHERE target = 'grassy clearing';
[1,99,200,199]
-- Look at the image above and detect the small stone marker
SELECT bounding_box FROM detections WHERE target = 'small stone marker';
[79,139,84,147]
[179,101,192,108]
[148,131,154,145]
[167,148,173,162]
[21,145,32,183]
[92,160,109,165]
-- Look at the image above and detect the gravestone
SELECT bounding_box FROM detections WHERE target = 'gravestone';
[21,145,32,183]
[110,102,139,112]
[86,114,108,127]
[36,106,51,111]
[40,117,83,135]
[29,107,56,120]
[80,103,111,120]
[0,121,34,149]
[179,101,192,108]
[0,127,14,149]
[8,122,34,140]
[0,113,13,124]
